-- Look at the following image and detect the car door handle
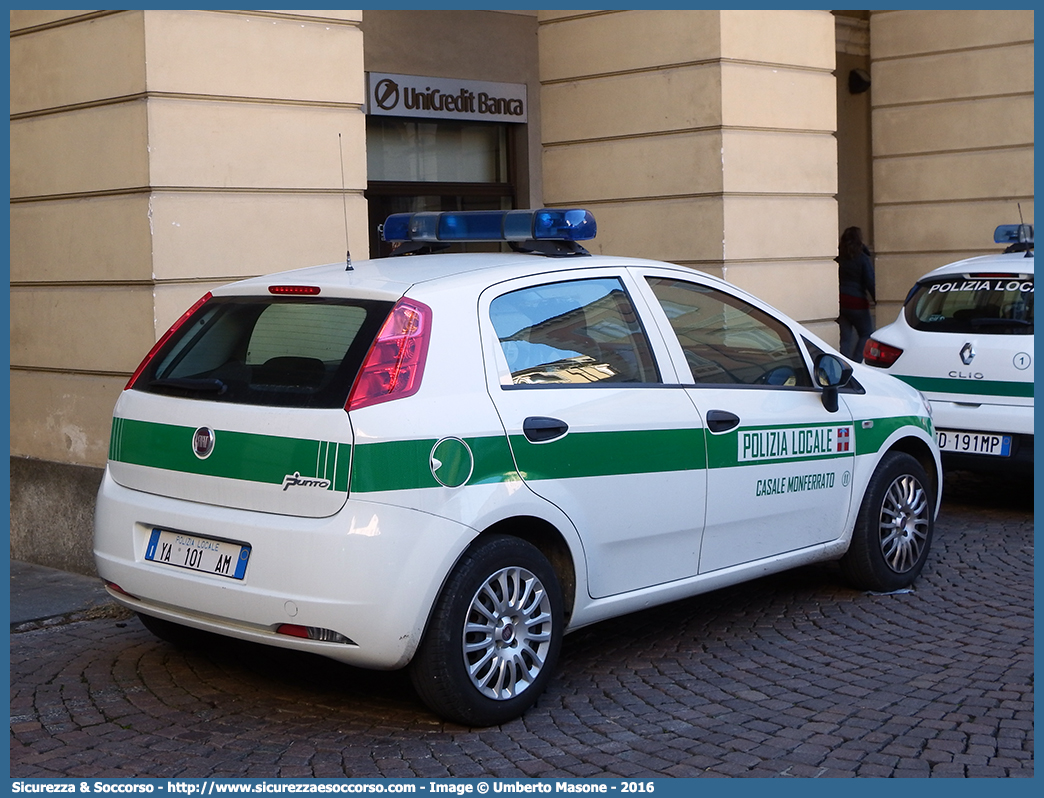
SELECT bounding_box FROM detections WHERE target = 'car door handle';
[706,410,740,433]
[523,416,569,443]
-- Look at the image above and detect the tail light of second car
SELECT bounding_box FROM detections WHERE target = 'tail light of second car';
[863,337,904,368]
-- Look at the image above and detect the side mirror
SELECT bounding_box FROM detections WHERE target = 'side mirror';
[814,353,853,413]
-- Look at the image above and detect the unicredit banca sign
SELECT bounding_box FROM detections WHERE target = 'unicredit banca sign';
[367,72,527,124]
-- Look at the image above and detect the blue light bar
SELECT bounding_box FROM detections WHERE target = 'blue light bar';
[381,208,596,243]
[994,223,1033,245]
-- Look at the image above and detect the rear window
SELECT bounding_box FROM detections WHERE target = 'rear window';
[134,297,394,408]
[904,275,1033,335]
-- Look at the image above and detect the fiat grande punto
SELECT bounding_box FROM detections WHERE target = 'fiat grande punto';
[95,209,942,725]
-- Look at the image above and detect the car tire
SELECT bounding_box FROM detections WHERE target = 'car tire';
[840,451,934,592]
[410,535,563,726]
[137,612,210,648]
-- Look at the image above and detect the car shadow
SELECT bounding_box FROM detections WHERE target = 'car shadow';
[940,468,1034,513]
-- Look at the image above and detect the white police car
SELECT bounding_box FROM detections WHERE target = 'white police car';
[94,209,941,726]
[865,224,1033,472]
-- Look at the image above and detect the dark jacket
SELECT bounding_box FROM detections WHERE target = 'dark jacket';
[838,246,875,307]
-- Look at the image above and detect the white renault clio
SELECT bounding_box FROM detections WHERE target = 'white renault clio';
[95,209,941,725]
[865,224,1033,472]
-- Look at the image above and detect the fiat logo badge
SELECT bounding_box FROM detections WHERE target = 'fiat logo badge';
[192,427,216,460]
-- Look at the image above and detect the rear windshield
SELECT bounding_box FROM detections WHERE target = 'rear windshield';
[904,274,1033,335]
[133,297,394,408]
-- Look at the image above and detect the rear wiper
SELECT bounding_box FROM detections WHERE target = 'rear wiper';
[149,377,228,394]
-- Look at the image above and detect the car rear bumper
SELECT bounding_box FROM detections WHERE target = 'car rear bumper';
[93,467,476,669]
[928,399,1034,437]
[927,400,1032,473]
[941,433,1033,473]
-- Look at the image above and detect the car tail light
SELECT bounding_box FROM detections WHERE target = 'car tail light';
[124,293,213,389]
[104,581,138,600]
[276,624,353,644]
[347,297,432,411]
[268,285,321,295]
[863,338,903,368]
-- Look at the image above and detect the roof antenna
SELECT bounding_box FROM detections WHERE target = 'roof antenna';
[339,133,353,271]
[1018,202,1032,258]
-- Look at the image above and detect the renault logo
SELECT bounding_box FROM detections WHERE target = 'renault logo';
[192,427,216,460]
[960,343,975,366]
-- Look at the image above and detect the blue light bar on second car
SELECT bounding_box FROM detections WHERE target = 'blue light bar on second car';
[994,223,1034,245]
[381,208,596,243]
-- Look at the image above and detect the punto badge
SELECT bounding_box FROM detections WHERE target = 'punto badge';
[192,427,216,459]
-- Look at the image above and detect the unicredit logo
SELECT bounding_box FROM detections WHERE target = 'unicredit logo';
[374,78,400,111]
[370,73,527,122]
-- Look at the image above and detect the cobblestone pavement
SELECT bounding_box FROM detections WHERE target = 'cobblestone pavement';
[11,471,1033,779]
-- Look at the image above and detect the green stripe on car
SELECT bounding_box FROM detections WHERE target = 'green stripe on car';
[350,436,519,493]
[703,416,931,468]
[110,415,932,494]
[705,422,854,469]
[895,375,1033,398]
[507,427,707,482]
[853,415,934,455]
[351,429,705,492]
[109,418,351,491]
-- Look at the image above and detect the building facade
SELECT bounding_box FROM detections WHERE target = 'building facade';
[9,9,1034,573]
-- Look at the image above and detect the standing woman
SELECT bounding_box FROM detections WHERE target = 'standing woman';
[837,226,876,362]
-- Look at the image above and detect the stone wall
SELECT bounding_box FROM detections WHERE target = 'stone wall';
[10,457,103,576]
